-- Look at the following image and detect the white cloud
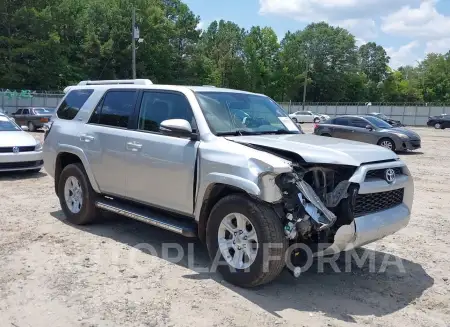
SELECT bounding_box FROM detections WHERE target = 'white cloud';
[196,21,205,30]
[386,41,421,68]
[336,18,377,39]
[258,0,420,40]
[425,38,450,54]
[381,0,450,39]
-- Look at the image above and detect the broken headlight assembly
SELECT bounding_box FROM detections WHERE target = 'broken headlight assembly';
[275,164,358,245]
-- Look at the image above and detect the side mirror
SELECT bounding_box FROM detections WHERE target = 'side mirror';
[160,119,195,139]
[365,125,373,131]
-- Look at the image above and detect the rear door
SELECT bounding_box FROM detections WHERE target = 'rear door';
[125,90,199,215]
[13,109,23,125]
[331,117,354,139]
[347,118,376,143]
[82,89,138,196]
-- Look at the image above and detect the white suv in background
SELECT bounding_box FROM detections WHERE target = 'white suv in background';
[289,110,321,123]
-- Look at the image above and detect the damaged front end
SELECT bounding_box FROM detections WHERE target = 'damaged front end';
[270,164,359,272]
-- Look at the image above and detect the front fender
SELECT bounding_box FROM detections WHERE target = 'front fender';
[194,173,261,220]
[57,144,101,193]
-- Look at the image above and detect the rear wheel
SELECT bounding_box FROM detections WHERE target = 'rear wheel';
[291,117,298,123]
[28,121,36,132]
[58,163,100,225]
[378,138,396,151]
[206,194,287,288]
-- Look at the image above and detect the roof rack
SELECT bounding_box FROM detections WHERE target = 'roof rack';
[77,79,153,86]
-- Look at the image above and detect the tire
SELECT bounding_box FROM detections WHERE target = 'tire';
[378,138,396,151]
[206,194,287,288]
[28,121,36,132]
[57,163,100,225]
[314,118,320,123]
[321,133,332,137]
[291,117,298,123]
[434,122,442,129]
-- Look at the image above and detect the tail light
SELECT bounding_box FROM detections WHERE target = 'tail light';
[44,121,53,140]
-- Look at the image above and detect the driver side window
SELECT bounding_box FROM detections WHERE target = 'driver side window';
[138,91,196,133]
[349,118,368,128]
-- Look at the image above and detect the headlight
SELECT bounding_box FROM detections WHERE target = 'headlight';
[35,142,43,151]
[392,133,409,139]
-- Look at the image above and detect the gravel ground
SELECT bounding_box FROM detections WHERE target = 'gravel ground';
[0,126,449,327]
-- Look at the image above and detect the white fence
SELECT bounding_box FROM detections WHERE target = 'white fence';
[279,102,450,126]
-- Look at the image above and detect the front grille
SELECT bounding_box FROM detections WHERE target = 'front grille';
[0,146,36,153]
[365,167,403,180]
[0,160,43,170]
[410,140,421,148]
[354,188,404,217]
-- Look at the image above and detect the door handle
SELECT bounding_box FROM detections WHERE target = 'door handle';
[126,141,143,151]
[80,134,95,142]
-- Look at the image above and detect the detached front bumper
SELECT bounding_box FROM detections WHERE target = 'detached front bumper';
[0,151,44,172]
[316,161,414,256]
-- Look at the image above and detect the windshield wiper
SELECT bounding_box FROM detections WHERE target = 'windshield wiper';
[257,129,299,135]
[216,130,261,136]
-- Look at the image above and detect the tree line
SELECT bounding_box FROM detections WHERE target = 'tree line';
[1,0,449,103]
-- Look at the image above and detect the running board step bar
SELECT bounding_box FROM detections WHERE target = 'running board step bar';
[95,198,197,238]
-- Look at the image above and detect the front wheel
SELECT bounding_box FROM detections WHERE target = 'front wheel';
[314,118,320,123]
[58,163,100,225]
[378,138,396,151]
[435,122,442,129]
[206,194,287,288]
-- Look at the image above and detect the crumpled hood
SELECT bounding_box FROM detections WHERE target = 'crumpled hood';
[0,131,38,147]
[225,134,398,166]
[380,127,420,139]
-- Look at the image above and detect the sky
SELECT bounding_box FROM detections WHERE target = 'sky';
[183,0,450,69]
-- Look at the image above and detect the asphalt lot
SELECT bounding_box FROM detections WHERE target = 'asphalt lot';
[0,125,449,327]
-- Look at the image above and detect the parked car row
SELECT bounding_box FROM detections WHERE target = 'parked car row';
[427,113,449,129]
[11,107,56,132]
[0,112,44,173]
[288,111,330,123]
[313,115,421,152]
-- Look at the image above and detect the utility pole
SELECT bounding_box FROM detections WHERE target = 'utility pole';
[132,7,136,79]
[302,60,309,111]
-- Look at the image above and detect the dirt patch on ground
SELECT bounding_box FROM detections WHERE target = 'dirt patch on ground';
[0,127,449,327]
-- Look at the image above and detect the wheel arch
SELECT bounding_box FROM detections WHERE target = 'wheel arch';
[54,147,101,194]
[196,182,256,244]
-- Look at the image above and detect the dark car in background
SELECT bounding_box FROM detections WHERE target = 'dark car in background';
[11,107,54,132]
[314,115,421,152]
[367,112,405,127]
[427,114,450,129]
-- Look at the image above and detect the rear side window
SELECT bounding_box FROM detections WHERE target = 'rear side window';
[57,89,94,120]
[334,117,349,126]
[89,90,137,128]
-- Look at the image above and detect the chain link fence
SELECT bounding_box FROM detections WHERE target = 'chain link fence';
[2,89,449,126]
[0,90,64,115]
[279,102,450,126]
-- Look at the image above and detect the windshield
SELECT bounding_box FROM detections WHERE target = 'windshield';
[33,108,53,115]
[195,92,301,135]
[0,116,21,131]
[365,116,392,129]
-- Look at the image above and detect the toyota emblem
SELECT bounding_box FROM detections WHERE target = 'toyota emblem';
[12,146,19,154]
[385,168,396,184]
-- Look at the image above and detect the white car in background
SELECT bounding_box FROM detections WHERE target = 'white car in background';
[318,113,330,121]
[0,113,44,173]
[289,110,321,123]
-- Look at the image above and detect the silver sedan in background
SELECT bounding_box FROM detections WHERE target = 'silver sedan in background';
[0,113,44,173]
[314,115,421,152]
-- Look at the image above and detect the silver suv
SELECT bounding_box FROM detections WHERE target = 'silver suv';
[43,79,414,287]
